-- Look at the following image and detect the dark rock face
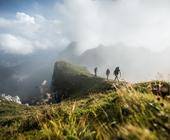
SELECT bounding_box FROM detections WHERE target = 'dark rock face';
[51,61,114,100]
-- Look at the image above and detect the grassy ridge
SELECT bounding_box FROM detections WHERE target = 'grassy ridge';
[0,83,170,140]
[1,60,170,139]
[51,61,116,99]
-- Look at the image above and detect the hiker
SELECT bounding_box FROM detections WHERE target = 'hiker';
[94,67,98,77]
[114,67,121,81]
[106,68,110,80]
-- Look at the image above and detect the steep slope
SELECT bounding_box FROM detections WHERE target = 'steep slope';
[51,61,170,101]
[51,61,114,99]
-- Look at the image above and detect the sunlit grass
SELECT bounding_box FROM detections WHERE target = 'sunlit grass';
[0,82,170,140]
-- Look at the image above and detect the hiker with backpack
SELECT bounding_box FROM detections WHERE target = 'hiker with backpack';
[106,68,110,80]
[114,67,121,81]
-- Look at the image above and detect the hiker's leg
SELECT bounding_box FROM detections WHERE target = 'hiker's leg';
[116,76,119,81]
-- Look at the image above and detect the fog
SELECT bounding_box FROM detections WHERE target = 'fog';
[1,0,170,53]
[56,0,170,52]
[59,42,170,82]
[0,0,170,98]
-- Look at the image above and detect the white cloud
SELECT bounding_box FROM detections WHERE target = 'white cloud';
[16,12,35,24]
[0,34,33,55]
[0,12,68,55]
[0,12,37,33]
[1,0,170,54]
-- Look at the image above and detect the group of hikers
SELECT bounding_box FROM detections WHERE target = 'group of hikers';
[94,67,121,81]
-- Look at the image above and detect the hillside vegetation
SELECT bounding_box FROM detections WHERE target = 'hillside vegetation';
[0,86,170,140]
[0,61,170,140]
[51,61,116,99]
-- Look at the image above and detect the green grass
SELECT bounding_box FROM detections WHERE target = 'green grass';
[0,83,170,140]
[51,61,118,98]
[53,61,92,77]
[1,61,169,139]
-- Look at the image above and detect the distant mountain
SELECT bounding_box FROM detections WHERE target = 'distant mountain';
[0,42,169,99]
[59,43,169,81]
[57,41,80,62]
[79,45,156,80]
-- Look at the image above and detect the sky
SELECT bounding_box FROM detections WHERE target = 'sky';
[0,0,170,55]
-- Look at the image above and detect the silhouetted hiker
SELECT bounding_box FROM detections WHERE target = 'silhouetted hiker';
[114,67,121,81]
[94,67,98,77]
[106,68,110,80]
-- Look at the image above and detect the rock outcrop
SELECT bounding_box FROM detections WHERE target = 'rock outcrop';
[51,61,114,100]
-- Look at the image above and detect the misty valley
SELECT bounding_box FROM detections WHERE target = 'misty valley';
[1,42,170,100]
[0,43,170,140]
